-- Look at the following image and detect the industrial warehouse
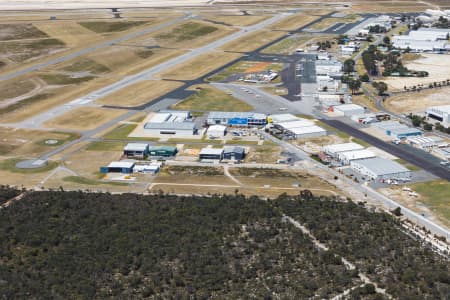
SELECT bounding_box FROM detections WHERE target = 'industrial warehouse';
[140,110,200,137]
[350,157,411,181]
[427,105,450,127]
[269,114,327,139]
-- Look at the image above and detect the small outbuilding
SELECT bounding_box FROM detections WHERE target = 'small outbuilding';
[223,146,245,161]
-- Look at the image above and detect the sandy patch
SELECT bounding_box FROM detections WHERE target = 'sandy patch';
[384,54,450,91]
[386,88,450,114]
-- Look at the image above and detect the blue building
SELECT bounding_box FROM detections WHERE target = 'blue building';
[100,161,135,174]
[207,112,267,126]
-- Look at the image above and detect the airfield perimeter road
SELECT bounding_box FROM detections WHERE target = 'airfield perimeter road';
[320,119,450,181]
[0,13,193,82]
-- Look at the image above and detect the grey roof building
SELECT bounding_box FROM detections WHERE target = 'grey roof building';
[350,157,411,181]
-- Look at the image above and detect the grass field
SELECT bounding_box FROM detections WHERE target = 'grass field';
[62,175,128,186]
[88,46,185,76]
[269,14,320,31]
[96,80,183,107]
[310,15,361,31]
[0,38,65,62]
[62,58,110,74]
[171,84,253,112]
[34,22,101,47]
[159,51,241,80]
[220,30,285,52]
[156,21,217,42]
[85,141,126,151]
[262,35,313,54]
[410,180,450,227]
[44,107,126,131]
[0,158,58,174]
[0,23,48,41]
[78,21,148,33]
[0,78,36,101]
[103,123,137,140]
[200,14,270,26]
[38,73,95,85]
[0,128,78,157]
[208,60,283,82]
[0,93,52,116]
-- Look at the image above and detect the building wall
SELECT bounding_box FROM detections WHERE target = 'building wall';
[143,128,195,137]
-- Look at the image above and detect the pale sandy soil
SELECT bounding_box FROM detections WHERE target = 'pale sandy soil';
[384,54,450,91]
[386,87,450,113]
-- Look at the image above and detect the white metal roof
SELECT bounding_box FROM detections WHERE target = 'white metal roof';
[199,148,224,155]
[278,119,315,129]
[148,112,171,123]
[124,143,149,151]
[144,122,196,130]
[351,157,409,176]
[373,121,408,131]
[208,125,227,131]
[324,142,364,154]
[333,104,365,112]
[289,125,326,135]
[427,105,450,114]
[108,161,135,169]
[339,149,376,161]
[269,113,298,124]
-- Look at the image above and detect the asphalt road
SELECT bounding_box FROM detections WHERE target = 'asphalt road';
[320,119,450,181]
[260,130,450,240]
[0,13,191,82]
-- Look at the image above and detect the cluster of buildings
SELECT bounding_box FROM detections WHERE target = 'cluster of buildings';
[321,142,411,181]
[268,113,327,139]
[392,27,450,52]
[355,15,393,36]
[207,111,267,127]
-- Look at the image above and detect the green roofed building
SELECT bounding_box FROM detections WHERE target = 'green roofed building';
[148,146,177,157]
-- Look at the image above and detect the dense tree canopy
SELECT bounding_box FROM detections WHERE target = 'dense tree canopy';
[0,188,448,299]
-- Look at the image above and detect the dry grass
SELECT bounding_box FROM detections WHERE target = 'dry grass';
[43,107,126,131]
[385,88,450,114]
[63,148,122,178]
[96,80,184,107]
[0,76,119,123]
[0,38,65,63]
[34,21,101,47]
[384,54,450,91]
[0,78,36,102]
[152,20,237,49]
[158,51,241,80]
[0,127,78,157]
[171,84,253,111]
[88,46,185,76]
[201,14,270,26]
[269,14,320,31]
[220,30,285,52]
[0,23,48,41]
[262,35,313,54]
[351,1,430,12]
